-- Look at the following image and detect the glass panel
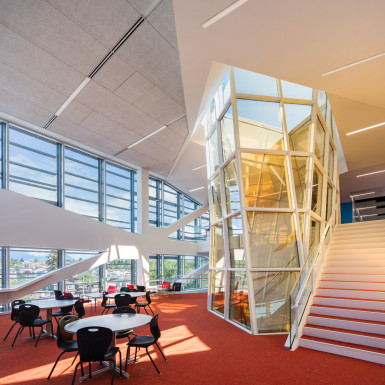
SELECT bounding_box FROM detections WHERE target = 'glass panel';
[311,166,323,215]
[242,153,290,208]
[228,215,245,268]
[65,147,100,220]
[212,270,225,314]
[106,259,135,290]
[106,162,133,231]
[10,248,58,299]
[314,118,326,167]
[252,271,299,333]
[65,250,102,295]
[212,222,225,268]
[163,184,180,227]
[149,177,161,227]
[208,129,220,176]
[291,156,308,208]
[210,175,222,221]
[9,126,58,204]
[285,104,312,152]
[229,271,250,329]
[308,219,321,264]
[328,143,334,181]
[0,121,3,185]
[163,256,179,279]
[247,212,299,268]
[234,68,278,96]
[221,105,235,160]
[223,159,240,214]
[238,99,284,150]
[281,81,313,100]
[325,98,333,132]
[318,90,327,121]
[326,184,333,221]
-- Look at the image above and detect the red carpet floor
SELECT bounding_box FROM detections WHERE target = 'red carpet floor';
[0,293,384,385]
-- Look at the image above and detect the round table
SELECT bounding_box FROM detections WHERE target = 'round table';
[105,291,146,299]
[65,313,152,380]
[16,299,77,337]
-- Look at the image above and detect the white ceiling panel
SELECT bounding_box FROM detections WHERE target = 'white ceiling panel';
[133,137,180,165]
[147,0,179,51]
[167,116,189,139]
[150,125,187,150]
[0,62,66,113]
[0,0,108,75]
[0,89,52,127]
[80,112,141,147]
[117,148,170,173]
[46,0,139,49]
[126,0,155,16]
[49,117,123,154]
[116,21,185,103]
[59,101,92,124]
[0,23,84,95]
[75,80,161,136]
[92,55,136,92]
[132,85,185,125]
[115,72,154,104]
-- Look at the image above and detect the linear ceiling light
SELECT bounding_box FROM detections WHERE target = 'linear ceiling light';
[189,187,205,192]
[321,51,385,77]
[360,213,378,217]
[351,192,375,198]
[55,77,91,117]
[201,0,248,29]
[126,125,167,149]
[192,165,207,171]
[356,169,385,178]
[358,206,377,210]
[346,121,385,136]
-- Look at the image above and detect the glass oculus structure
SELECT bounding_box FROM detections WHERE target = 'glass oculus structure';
[203,67,339,334]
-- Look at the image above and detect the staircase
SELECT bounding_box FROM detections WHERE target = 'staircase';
[299,219,385,365]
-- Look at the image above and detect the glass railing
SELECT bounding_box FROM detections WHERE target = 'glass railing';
[146,275,209,292]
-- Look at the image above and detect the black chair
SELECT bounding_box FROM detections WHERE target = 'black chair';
[4,300,25,341]
[112,307,136,342]
[11,304,54,348]
[136,285,146,292]
[114,293,131,308]
[125,314,166,374]
[166,282,182,294]
[120,287,130,293]
[74,299,86,318]
[52,305,73,324]
[54,290,73,300]
[71,327,122,385]
[136,291,154,315]
[101,291,115,315]
[47,315,79,380]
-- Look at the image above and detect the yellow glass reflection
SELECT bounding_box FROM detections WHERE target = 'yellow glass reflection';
[228,215,245,268]
[311,166,322,216]
[285,104,312,152]
[247,212,299,268]
[253,271,299,333]
[212,270,225,314]
[223,159,240,215]
[328,143,334,181]
[326,183,333,221]
[210,175,222,222]
[291,156,308,208]
[242,153,290,208]
[308,218,321,264]
[212,223,225,268]
[207,129,220,177]
[229,271,250,329]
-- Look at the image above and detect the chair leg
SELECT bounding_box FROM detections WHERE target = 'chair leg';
[109,360,116,385]
[71,362,80,385]
[125,345,130,372]
[136,306,140,314]
[135,347,138,362]
[50,321,54,338]
[118,350,122,377]
[11,326,23,348]
[71,352,79,366]
[155,342,167,361]
[101,307,105,315]
[35,327,43,348]
[89,362,92,379]
[146,347,160,374]
[148,304,155,316]
[3,322,17,341]
[80,362,84,377]
[144,307,149,315]
[47,350,66,380]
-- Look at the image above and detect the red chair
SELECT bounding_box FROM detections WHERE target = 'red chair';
[126,284,136,292]
[161,282,170,289]
[107,285,117,294]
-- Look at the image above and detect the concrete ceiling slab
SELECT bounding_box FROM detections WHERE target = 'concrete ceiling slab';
[115,71,154,104]
[60,101,92,125]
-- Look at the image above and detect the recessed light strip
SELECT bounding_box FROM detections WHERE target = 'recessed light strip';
[321,51,385,77]
[361,214,378,217]
[356,169,385,178]
[127,125,167,149]
[358,206,376,210]
[192,165,206,171]
[346,121,385,136]
[201,0,248,29]
[189,187,205,192]
[351,192,375,198]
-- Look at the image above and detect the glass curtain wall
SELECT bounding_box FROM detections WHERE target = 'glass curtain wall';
[203,67,339,333]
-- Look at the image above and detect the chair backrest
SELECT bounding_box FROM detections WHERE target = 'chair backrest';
[145,291,152,304]
[120,287,130,292]
[136,285,145,292]
[115,293,131,308]
[107,285,117,294]
[63,292,74,298]
[161,282,170,289]
[126,284,136,291]
[101,291,108,306]
[112,306,136,314]
[174,282,182,292]
[150,314,161,342]
[77,327,112,362]
[54,290,63,300]
[11,299,25,321]
[19,304,40,326]
[60,305,74,313]
[74,300,85,318]
[57,314,79,346]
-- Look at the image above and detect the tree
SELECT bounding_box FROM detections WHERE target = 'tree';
[46,252,58,271]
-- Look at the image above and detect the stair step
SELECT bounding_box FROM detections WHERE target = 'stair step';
[317,287,385,300]
[326,260,385,267]
[319,280,385,291]
[333,231,385,240]
[337,220,385,229]
[331,242,385,250]
[323,266,385,274]
[328,248,385,256]
[303,324,385,349]
[313,296,385,311]
[311,304,385,322]
[299,335,385,365]
[327,254,385,261]
[321,273,385,282]
[307,314,385,335]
